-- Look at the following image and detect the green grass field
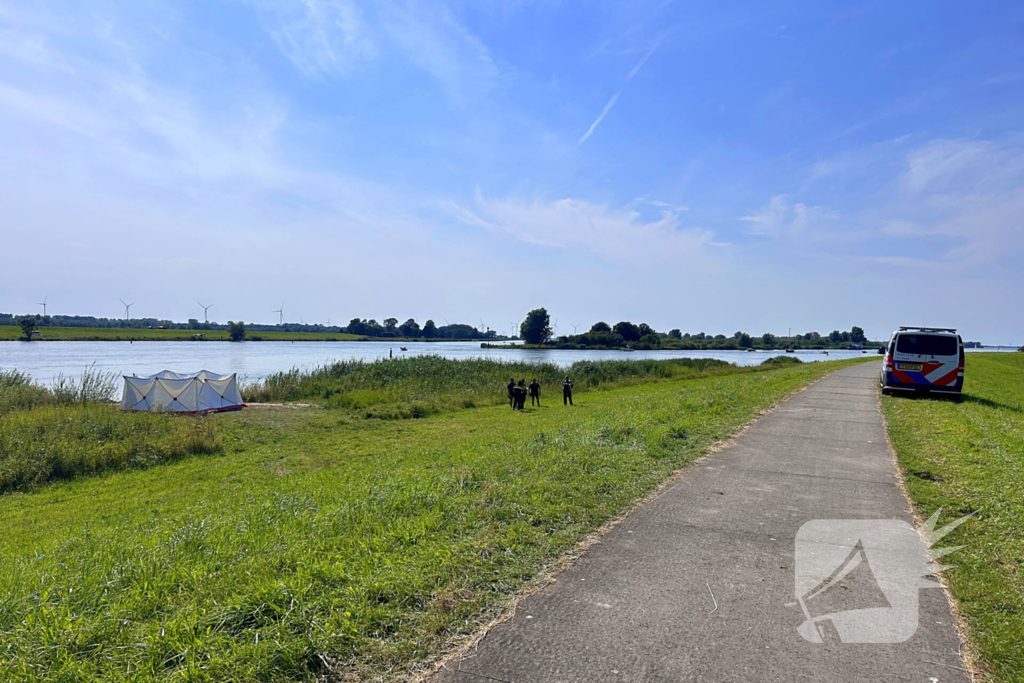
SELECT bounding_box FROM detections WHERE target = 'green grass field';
[883,352,1024,682]
[0,356,867,682]
[0,326,371,342]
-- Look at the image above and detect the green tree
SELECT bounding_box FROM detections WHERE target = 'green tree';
[668,329,682,339]
[638,323,655,338]
[590,321,612,333]
[737,332,753,348]
[829,330,843,343]
[422,319,438,338]
[383,318,399,335]
[399,318,421,337]
[19,317,37,340]
[228,321,246,342]
[638,333,661,348]
[520,308,552,344]
[761,332,776,347]
[850,326,866,343]
[613,321,640,342]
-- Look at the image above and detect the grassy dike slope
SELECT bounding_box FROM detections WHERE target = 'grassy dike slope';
[884,352,1024,682]
[1,358,867,682]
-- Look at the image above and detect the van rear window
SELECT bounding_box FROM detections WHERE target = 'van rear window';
[895,334,958,356]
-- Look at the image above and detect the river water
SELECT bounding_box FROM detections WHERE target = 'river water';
[2,341,1012,386]
[0,340,887,386]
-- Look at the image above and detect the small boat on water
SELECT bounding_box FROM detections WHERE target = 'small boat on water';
[622,347,635,352]
[785,348,796,353]
[746,348,757,352]
[400,347,408,351]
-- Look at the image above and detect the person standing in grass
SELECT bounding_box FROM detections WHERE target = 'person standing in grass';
[529,378,541,407]
[507,377,516,408]
[514,379,528,410]
[563,375,574,406]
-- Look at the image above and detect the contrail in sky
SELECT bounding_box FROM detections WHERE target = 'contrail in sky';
[579,39,661,145]
[579,91,621,145]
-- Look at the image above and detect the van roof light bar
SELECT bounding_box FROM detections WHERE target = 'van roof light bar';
[898,326,958,333]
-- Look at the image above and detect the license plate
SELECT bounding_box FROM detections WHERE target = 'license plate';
[897,363,922,371]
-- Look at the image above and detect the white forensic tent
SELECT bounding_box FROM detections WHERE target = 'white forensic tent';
[121,370,245,413]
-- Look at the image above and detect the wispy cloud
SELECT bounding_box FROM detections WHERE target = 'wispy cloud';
[447,189,713,268]
[247,0,376,77]
[578,91,620,145]
[740,195,838,238]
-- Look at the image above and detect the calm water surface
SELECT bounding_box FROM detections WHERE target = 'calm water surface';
[0,340,1009,386]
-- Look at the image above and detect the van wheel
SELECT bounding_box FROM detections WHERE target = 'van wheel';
[880,387,890,396]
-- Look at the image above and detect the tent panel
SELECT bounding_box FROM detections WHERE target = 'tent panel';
[123,371,242,412]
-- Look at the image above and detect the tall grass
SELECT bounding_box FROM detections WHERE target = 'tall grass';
[0,365,117,415]
[242,355,742,418]
[0,368,221,493]
[0,370,50,415]
[0,404,221,492]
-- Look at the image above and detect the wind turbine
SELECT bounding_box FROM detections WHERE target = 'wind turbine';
[197,301,214,323]
[272,302,284,325]
[37,295,48,316]
[508,322,516,338]
[552,319,559,335]
[120,299,134,320]
[572,323,581,334]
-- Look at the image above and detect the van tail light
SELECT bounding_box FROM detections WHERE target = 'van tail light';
[884,353,893,372]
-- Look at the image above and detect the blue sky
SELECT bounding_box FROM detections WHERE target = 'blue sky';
[2,0,1023,342]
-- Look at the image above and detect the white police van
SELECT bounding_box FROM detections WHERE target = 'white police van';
[880,327,964,399]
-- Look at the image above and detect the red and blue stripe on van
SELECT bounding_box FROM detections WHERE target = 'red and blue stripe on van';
[891,361,960,386]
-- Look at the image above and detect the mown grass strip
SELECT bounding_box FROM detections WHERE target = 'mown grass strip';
[0,358,867,682]
[883,352,1024,682]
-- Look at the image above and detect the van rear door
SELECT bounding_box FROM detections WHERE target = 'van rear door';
[891,333,961,388]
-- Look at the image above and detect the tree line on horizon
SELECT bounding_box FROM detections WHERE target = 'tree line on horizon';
[515,308,872,350]
[3,310,875,348]
[0,312,497,340]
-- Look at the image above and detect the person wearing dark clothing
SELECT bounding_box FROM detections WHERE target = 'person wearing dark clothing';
[529,379,541,406]
[507,377,516,408]
[562,375,574,406]
[513,379,528,410]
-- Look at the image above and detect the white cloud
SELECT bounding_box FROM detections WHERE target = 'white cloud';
[447,189,714,267]
[740,195,838,238]
[902,139,994,193]
[247,0,376,77]
[246,1,499,103]
[379,2,499,104]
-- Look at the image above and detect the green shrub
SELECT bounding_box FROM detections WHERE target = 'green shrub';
[761,355,804,366]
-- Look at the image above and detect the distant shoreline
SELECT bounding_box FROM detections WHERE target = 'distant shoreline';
[0,326,501,343]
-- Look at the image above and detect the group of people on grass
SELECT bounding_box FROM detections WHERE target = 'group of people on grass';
[507,376,573,410]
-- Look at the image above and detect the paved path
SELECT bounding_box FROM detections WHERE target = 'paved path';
[435,362,970,683]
